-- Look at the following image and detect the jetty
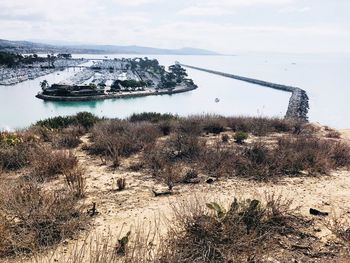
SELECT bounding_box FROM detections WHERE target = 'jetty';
[180,63,309,121]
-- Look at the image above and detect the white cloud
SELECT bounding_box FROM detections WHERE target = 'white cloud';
[279,6,311,13]
[0,0,349,53]
[178,6,235,16]
[198,0,293,8]
[111,0,162,6]
[178,0,293,17]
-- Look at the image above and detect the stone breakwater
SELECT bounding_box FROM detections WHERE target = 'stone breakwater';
[180,64,309,121]
[36,85,197,102]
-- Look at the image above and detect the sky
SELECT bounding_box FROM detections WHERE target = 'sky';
[0,0,349,54]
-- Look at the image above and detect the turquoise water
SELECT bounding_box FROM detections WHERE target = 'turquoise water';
[0,53,348,129]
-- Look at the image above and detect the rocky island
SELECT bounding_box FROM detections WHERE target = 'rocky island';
[36,57,197,101]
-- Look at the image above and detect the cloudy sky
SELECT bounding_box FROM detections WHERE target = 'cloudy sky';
[0,0,349,54]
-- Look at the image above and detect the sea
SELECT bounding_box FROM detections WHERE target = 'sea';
[0,53,349,130]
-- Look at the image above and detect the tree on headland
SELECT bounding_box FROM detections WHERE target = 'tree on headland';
[40,80,49,90]
[57,53,72,59]
[169,64,188,83]
[47,54,56,67]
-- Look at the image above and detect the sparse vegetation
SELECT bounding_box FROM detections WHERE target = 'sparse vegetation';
[0,180,85,257]
[157,195,311,262]
[30,147,79,181]
[1,113,350,262]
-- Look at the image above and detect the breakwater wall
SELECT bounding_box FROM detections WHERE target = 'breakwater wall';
[36,86,197,102]
[180,64,309,121]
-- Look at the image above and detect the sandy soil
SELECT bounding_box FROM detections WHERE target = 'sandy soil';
[4,130,350,262]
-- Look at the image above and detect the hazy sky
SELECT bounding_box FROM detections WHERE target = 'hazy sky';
[0,0,349,53]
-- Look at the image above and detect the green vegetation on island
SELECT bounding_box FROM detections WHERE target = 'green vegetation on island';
[38,57,197,100]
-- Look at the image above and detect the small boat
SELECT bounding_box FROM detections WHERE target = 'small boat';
[215,98,220,103]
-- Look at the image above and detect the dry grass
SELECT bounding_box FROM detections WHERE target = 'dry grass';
[0,180,86,258]
[2,113,350,262]
[88,120,161,163]
[63,165,86,199]
[152,193,346,262]
[52,126,84,149]
[145,132,350,182]
[0,132,35,171]
[30,147,79,181]
[37,194,345,262]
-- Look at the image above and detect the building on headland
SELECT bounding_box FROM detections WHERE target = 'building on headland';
[42,84,105,97]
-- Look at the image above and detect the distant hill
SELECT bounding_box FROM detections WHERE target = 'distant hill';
[0,39,219,55]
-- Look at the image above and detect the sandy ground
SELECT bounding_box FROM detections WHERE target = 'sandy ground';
[3,129,350,262]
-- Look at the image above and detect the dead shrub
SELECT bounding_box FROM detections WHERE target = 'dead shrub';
[221,134,229,143]
[158,121,173,136]
[144,144,169,176]
[325,129,341,139]
[327,215,350,243]
[202,117,226,134]
[128,162,144,172]
[30,147,78,181]
[89,120,160,161]
[54,133,82,149]
[227,117,300,136]
[176,117,202,136]
[145,132,203,175]
[233,136,350,180]
[330,142,350,167]
[52,125,84,149]
[158,194,308,262]
[0,143,30,170]
[167,132,203,160]
[276,136,335,175]
[63,166,85,198]
[0,132,34,171]
[26,126,54,143]
[200,144,238,178]
[117,178,126,191]
[0,180,85,257]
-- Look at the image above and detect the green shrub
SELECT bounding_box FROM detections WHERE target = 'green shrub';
[35,112,99,130]
[203,122,225,134]
[128,112,177,123]
[234,131,248,144]
[74,112,99,129]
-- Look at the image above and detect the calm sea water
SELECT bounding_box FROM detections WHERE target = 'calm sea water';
[0,53,349,130]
